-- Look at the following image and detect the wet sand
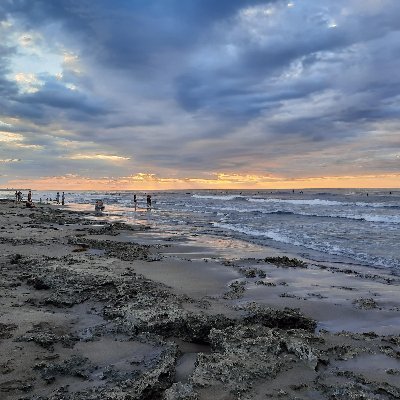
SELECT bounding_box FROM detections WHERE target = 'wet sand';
[0,199,399,399]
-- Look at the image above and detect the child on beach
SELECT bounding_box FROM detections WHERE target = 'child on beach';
[25,200,35,208]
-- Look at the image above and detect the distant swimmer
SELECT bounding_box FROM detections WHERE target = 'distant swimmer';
[146,194,152,209]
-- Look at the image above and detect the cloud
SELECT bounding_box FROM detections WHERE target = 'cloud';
[65,153,130,161]
[0,0,399,187]
[0,120,13,129]
[0,158,21,163]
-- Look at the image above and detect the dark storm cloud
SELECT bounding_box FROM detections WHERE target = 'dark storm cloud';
[0,46,18,96]
[174,2,400,123]
[5,0,276,70]
[3,83,109,126]
[21,80,108,115]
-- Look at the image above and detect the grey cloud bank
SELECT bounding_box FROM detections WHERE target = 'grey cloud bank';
[0,0,399,186]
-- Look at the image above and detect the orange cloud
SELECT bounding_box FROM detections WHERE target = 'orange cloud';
[5,172,400,190]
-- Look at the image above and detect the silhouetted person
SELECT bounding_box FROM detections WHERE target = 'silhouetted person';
[133,194,137,210]
[56,192,60,204]
[27,190,32,202]
[61,192,65,205]
[25,200,35,208]
[95,200,105,214]
[146,194,152,209]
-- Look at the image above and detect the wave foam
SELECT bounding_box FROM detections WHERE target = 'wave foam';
[213,223,299,245]
[249,198,346,206]
[192,194,246,201]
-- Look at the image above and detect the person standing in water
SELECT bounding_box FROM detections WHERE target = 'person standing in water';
[133,194,137,210]
[61,192,65,205]
[56,192,60,204]
[27,190,32,202]
[146,194,152,209]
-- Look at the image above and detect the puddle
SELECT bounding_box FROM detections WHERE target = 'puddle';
[73,337,160,368]
[331,353,400,387]
[170,338,211,383]
[87,248,106,256]
[175,353,198,382]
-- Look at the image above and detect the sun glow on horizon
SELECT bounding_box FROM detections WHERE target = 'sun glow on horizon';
[4,172,400,190]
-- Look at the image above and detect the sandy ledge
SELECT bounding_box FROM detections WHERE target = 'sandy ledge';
[0,199,399,400]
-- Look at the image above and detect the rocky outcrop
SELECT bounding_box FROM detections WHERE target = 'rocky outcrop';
[190,324,321,397]
[236,302,317,331]
[68,236,154,261]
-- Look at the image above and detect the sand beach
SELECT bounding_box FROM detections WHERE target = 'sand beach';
[0,199,399,400]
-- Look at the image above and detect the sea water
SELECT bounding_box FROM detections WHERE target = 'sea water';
[2,189,399,274]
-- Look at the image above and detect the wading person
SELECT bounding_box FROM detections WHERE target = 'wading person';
[95,200,105,215]
[61,192,65,205]
[146,194,152,209]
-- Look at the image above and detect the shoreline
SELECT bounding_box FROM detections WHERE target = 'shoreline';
[0,200,399,399]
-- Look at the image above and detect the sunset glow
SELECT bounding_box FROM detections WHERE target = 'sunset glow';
[7,173,400,191]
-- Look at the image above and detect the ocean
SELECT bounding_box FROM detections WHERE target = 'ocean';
[3,189,399,274]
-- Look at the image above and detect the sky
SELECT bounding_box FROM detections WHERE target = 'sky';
[0,0,399,190]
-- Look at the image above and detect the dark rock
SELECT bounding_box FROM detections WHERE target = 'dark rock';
[163,383,199,400]
[15,323,78,350]
[26,276,51,290]
[34,355,94,383]
[190,324,320,395]
[0,323,17,339]
[10,253,23,264]
[264,256,307,268]
[240,304,317,332]
[352,298,379,310]
[223,280,246,300]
